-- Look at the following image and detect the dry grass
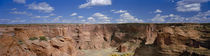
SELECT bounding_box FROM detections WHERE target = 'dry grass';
[81,48,134,56]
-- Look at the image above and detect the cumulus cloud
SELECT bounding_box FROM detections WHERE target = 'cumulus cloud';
[117,12,143,23]
[176,0,210,12]
[70,13,77,16]
[79,0,112,8]
[13,0,26,4]
[112,10,144,23]
[154,9,162,13]
[87,17,95,21]
[70,13,84,19]
[151,14,167,23]
[92,13,110,20]
[151,10,210,23]
[177,3,201,12]
[86,12,111,23]
[28,2,54,13]
[114,10,127,13]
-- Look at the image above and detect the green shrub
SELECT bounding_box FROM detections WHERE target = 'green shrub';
[110,53,120,56]
[18,40,23,45]
[29,37,38,41]
[39,36,47,41]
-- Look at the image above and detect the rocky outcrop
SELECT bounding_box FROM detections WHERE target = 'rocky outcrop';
[0,23,209,56]
[134,24,210,56]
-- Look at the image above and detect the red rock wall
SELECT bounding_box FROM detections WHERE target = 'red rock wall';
[0,24,209,56]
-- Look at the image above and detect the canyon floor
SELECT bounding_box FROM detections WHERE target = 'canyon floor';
[0,23,210,56]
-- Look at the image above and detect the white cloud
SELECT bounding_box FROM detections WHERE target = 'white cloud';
[187,10,210,22]
[70,13,77,16]
[13,0,26,4]
[54,16,63,21]
[92,13,110,20]
[31,13,56,19]
[70,13,84,19]
[10,11,33,16]
[86,12,111,23]
[32,16,50,19]
[177,3,201,12]
[78,16,84,19]
[154,9,162,13]
[0,18,27,24]
[112,10,144,23]
[151,10,210,23]
[10,18,26,23]
[110,10,115,12]
[0,19,11,24]
[48,16,63,23]
[114,10,127,13]
[117,12,143,23]
[49,13,56,16]
[81,20,86,22]
[79,0,112,8]
[28,2,54,13]
[87,17,95,21]
[176,0,210,12]
[10,11,27,15]
[151,14,167,23]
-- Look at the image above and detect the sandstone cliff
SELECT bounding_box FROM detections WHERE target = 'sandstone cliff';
[0,23,209,56]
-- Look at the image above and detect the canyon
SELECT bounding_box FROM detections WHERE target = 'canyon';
[0,23,209,56]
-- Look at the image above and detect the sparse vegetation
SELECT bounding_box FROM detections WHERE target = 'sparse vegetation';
[18,40,23,45]
[109,53,134,56]
[39,36,47,41]
[29,37,38,41]
[110,53,120,56]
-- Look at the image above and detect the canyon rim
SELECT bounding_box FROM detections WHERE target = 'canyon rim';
[0,23,210,56]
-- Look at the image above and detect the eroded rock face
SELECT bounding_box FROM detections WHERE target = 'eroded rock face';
[134,24,210,56]
[0,24,209,56]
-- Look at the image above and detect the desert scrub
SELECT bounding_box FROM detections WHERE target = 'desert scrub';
[18,40,23,45]
[110,53,134,56]
[39,36,47,41]
[110,53,120,56]
[29,37,38,41]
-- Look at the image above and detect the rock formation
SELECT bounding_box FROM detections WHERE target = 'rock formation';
[0,23,209,56]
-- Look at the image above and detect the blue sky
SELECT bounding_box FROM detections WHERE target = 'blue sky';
[0,0,210,24]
